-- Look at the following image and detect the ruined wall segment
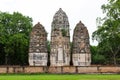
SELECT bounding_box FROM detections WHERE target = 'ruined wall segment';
[72,21,91,66]
[29,22,48,66]
[50,8,70,66]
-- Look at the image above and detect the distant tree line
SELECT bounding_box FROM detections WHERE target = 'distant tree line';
[0,0,119,66]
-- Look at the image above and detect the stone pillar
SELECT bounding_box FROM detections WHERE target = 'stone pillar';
[50,8,70,66]
[72,21,91,66]
[29,22,48,66]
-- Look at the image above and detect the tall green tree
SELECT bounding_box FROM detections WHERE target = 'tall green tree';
[92,0,120,65]
[0,12,32,65]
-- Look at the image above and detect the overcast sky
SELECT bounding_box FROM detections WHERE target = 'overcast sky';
[0,0,107,45]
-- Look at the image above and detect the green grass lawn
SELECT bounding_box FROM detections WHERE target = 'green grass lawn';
[0,74,120,80]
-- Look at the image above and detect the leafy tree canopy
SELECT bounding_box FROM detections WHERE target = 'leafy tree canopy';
[92,0,120,65]
[0,11,33,65]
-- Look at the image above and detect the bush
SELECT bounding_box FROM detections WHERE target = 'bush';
[93,54,106,64]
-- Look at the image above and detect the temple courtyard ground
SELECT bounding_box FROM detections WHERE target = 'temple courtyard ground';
[0,74,120,80]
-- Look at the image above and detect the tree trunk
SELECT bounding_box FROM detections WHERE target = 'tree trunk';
[113,54,117,65]
[5,54,8,65]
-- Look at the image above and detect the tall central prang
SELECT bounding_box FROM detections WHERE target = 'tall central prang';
[50,8,70,66]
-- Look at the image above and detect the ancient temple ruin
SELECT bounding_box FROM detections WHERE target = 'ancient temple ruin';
[50,8,70,66]
[28,8,91,67]
[72,21,91,66]
[29,22,48,66]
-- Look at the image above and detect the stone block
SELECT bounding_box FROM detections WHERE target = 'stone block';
[48,66,62,73]
[99,67,120,73]
[77,66,98,73]
[24,66,44,73]
[63,66,76,73]
[0,67,6,73]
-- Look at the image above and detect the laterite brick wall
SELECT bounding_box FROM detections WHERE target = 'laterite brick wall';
[0,66,120,74]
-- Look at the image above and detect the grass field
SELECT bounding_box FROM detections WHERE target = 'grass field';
[0,74,120,80]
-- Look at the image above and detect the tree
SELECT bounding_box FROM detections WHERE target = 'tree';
[0,43,5,64]
[90,46,97,64]
[90,46,106,64]
[92,0,120,65]
[8,33,29,65]
[0,11,32,65]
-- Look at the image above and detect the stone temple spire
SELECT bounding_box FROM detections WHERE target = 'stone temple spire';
[29,22,48,66]
[50,8,70,66]
[51,8,70,37]
[72,21,91,66]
